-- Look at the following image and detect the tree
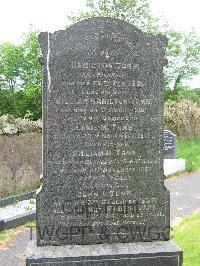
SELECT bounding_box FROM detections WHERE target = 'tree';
[0,32,42,119]
[67,0,159,33]
[0,42,24,91]
[165,30,200,91]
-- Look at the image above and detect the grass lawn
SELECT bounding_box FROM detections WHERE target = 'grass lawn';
[173,211,200,266]
[176,137,200,172]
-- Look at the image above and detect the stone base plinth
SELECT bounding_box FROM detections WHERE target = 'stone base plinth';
[164,159,185,176]
[26,240,182,266]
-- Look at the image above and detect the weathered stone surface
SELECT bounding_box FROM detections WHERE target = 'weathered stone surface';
[0,115,42,135]
[0,115,18,135]
[37,17,169,246]
[164,130,176,159]
[2,122,18,135]
[27,240,182,266]
[16,118,42,134]
[0,133,42,197]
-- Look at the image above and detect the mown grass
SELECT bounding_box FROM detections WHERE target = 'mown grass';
[173,211,200,266]
[176,137,200,172]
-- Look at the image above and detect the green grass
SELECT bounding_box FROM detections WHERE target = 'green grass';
[0,181,39,198]
[176,137,200,172]
[173,211,200,266]
[0,231,5,241]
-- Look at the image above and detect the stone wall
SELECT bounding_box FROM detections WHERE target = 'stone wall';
[0,133,42,197]
[0,115,42,135]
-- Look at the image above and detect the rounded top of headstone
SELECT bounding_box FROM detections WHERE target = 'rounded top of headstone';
[39,17,167,49]
[164,130,176,137]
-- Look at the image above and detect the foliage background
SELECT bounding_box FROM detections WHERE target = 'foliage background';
[0,32,42,120]
[0,0,200,126]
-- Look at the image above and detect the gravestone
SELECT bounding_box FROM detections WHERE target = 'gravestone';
[164,130,176,159]
[27,17,182,265]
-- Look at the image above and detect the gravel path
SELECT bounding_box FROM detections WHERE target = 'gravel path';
[0,171,199,266]
[165,171,200,226]
[0,229,35,266]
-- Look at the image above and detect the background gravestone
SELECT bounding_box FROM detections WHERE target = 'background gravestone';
[164,130,176,159]
[27,17,182,266]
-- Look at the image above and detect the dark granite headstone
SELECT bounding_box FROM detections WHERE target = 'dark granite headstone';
[27,17,182,266]
[164,130,176,159]
[37,17,169,246]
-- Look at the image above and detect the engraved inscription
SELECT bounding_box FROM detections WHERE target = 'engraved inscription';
[37,17,169,246]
